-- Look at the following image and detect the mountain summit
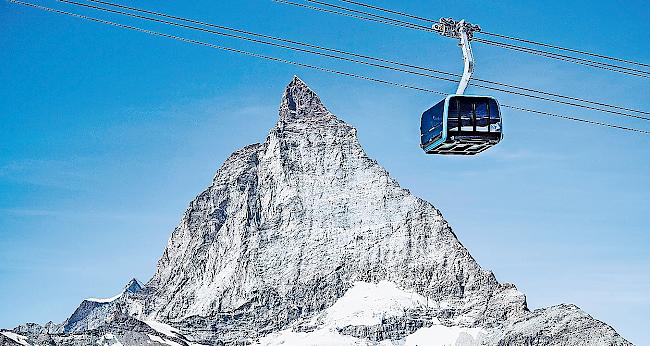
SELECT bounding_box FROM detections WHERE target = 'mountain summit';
[280,76,330,121]
[2,77,631,346]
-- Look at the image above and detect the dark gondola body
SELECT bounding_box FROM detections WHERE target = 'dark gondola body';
[421,95,503,155]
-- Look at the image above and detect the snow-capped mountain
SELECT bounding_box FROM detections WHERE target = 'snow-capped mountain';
[2,77,631,346]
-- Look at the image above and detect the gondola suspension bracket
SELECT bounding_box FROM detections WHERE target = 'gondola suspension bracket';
[432,18,481,40]
[432,18,481,95]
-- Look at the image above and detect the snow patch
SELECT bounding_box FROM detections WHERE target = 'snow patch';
[1,332,30,346]
[147,334,182,346]
[144,320,180,339]
[96,333,123,346]
[405,323,486,346]
[321,280,428,327]
[258,322,486,346]
[256,328,397,346]
[86,278,142,304]
[258,281,486,345]
[85,293,122,304]
[143,320,208,346]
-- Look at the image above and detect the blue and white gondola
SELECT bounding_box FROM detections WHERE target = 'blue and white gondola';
[420,94,502,155]
[422,18,503,156]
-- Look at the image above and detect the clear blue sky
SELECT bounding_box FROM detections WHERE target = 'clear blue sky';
[1,0,648,344]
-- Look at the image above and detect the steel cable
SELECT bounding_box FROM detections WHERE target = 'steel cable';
[331,0,650,69]
[56,0,650,120]
[474,38,650,78]
[279,0,650,77]
[273,0,432,32]
[8,0,650,135]
[83,0,650,116]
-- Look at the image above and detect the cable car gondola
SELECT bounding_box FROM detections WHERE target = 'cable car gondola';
[421,95,502,155]
[421,18,503,155]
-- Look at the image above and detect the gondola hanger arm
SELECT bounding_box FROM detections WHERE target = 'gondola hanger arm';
[433,18,481,95]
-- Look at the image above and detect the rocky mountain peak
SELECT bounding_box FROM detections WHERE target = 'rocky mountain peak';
[3,76,632,346]
[279,75,330,122]
[123,279,142,294]
[145,75,526,327]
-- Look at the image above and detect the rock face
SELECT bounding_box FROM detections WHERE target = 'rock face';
[3,77,632,346]
[145,75,524,327]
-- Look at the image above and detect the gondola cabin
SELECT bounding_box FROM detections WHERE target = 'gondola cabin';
[421,95,502,155]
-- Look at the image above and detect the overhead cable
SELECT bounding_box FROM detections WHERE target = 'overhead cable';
[8,0,650,135]
[60,0,650,120]
[332,0,650,69]
[278,0,650,77]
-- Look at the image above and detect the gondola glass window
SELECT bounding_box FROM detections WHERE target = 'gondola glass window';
[421,95,502,155]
